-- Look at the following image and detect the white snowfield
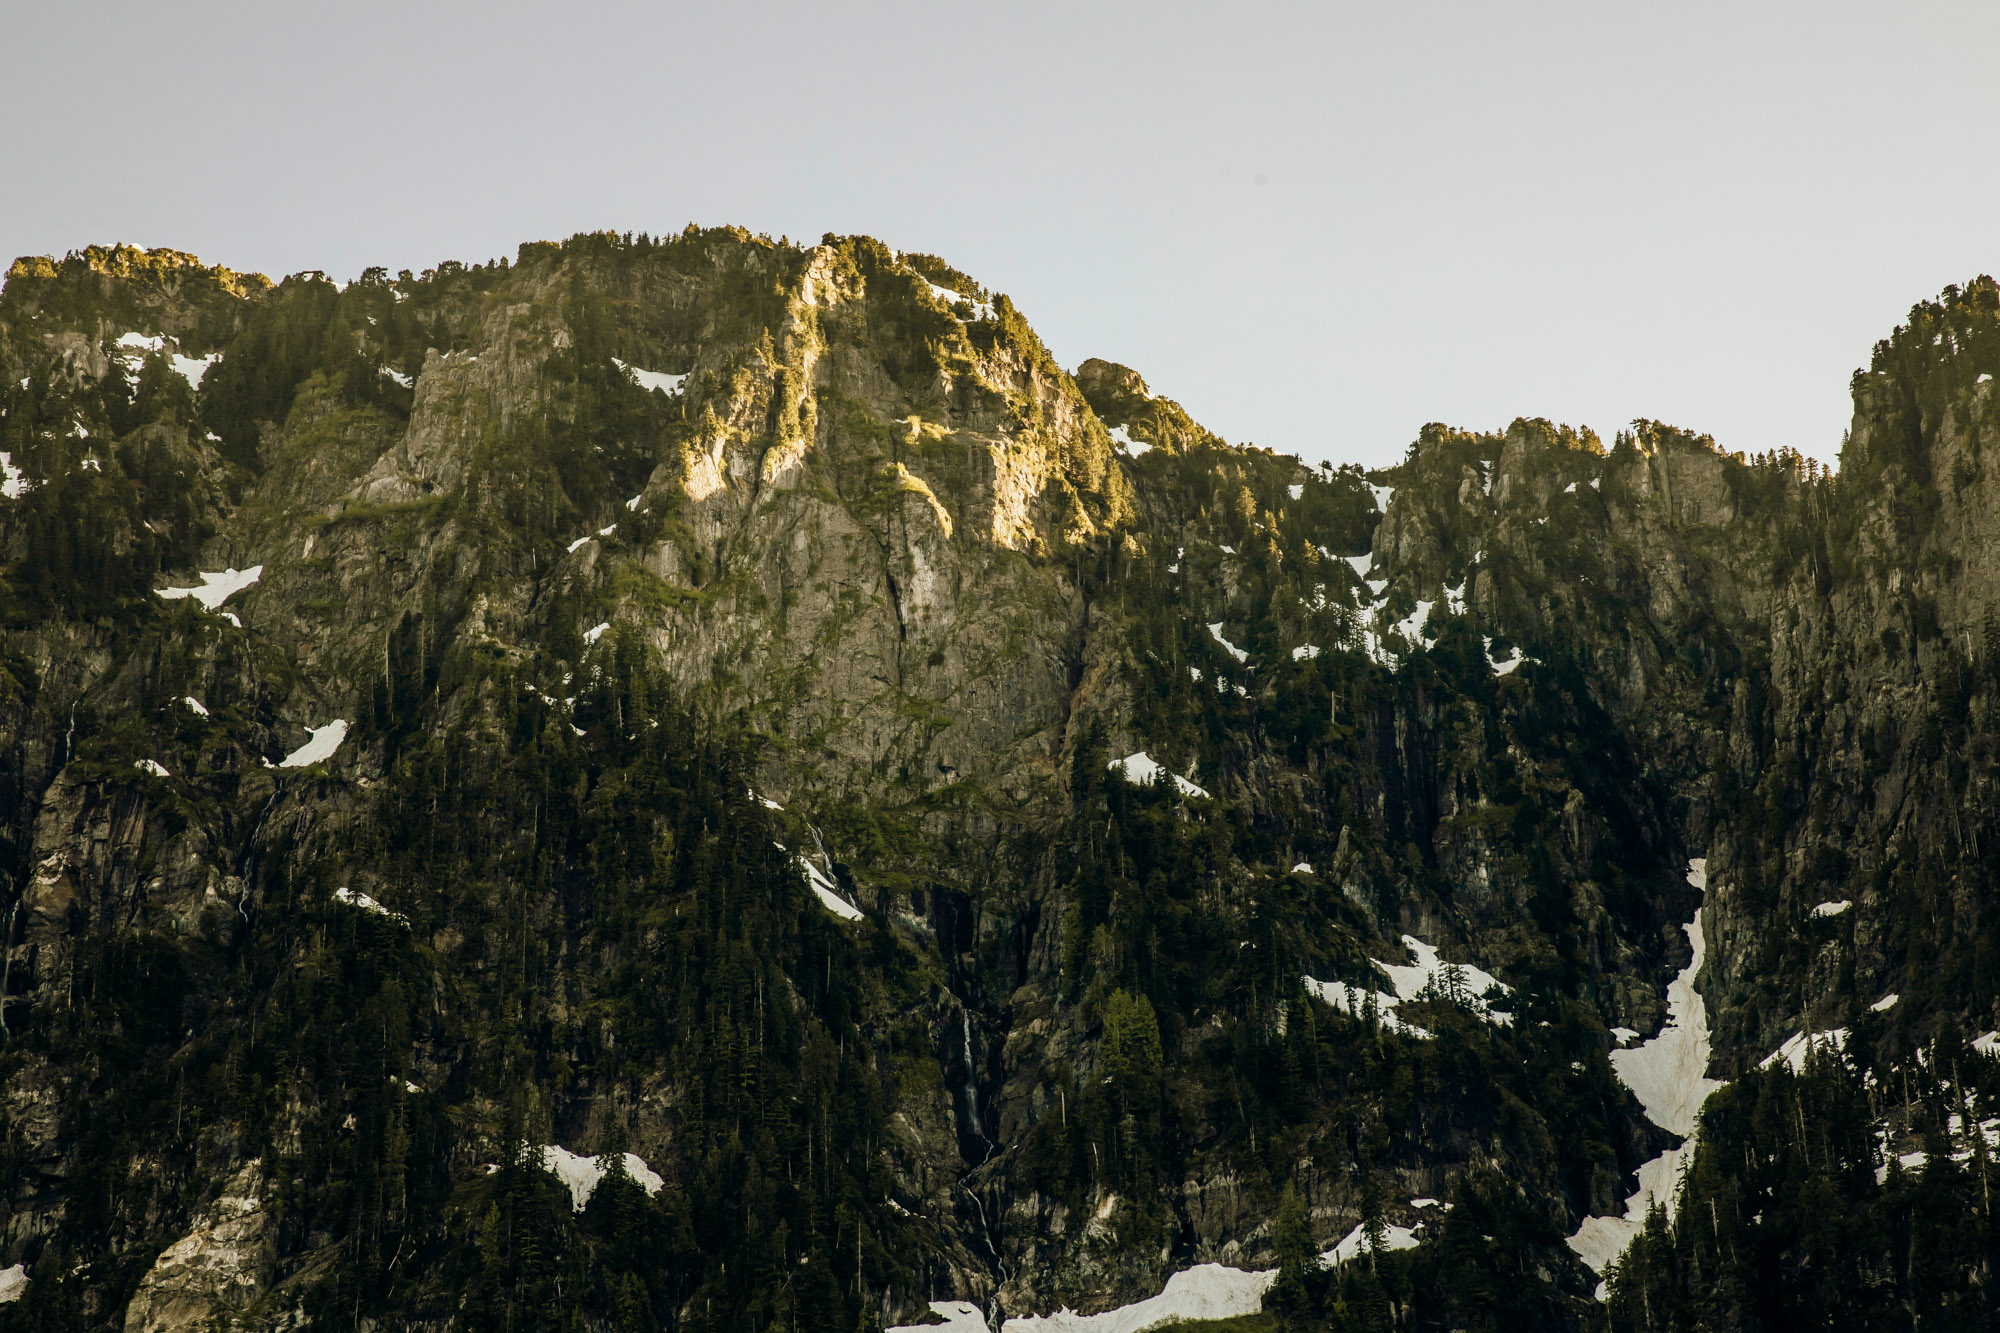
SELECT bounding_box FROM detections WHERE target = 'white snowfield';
[1567,859,1723,1287]
[1109,425,1151,457]
[892,1301,990,1333]
[1303,934,1513,1039]
[1810,899,1852,918]
[802,857,863,921]
[156,565,263,611]
[1344,553,1373,578]
[113,331,217,389]
[1206,622,1249,663]
[919,279,996,321]
[170,351,219,389]
[0,1263,25,1304]
[1323,1222,1419,1265]
[612,357,686,395]
[1369,483,1394,511]
[0,452,25,499]
[1484,638,1524,676]
[184,696,209,716]
[135,759,170,778]
[1871,993,1900,1012]
[998,1221,1421,1333]
[1760,1027,1850,1073]
[279,719,348,767]
[1107,751,1209,799]
[334,886,407,925]
[536,1144,665,1212]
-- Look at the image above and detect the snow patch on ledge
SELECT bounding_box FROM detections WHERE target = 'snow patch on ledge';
[135,759,170,778]
[334,887,407,925]
[537,1144,666,1212]
[1109,425,1151,457]
[801,857,863,921]
[279,719,348,767]
[1206,622,1249,663]
[999,1222,1420,1333]
[1108,751,1209,799]
[1002,1263,1275,1333]
[1760,1027,1850,1073]
[613,357,686,395]
[1304,934,1514,1039]
[0,1263,26,1304]
[156,565,263,611]
[893,1301,990,1333]
[1810,899,1852,917]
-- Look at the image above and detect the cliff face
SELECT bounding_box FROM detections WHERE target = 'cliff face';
[0,236,1997,1331]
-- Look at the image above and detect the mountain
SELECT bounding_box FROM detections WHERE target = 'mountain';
[0,232,1996,1332]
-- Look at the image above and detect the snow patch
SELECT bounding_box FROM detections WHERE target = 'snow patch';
[1108,751,1209,799]
[896,1301,991,1333]
[1206,622,1249,663]
[1292,862,1313,874]
[1760,1027,1850,1073]
[1870,993,1899,1012]
[1305,934,1513,1039]
[1292,644,1320,660]
[1973,1031,2000,1057]
[1287,483,1303,500]
[1323,1222,1420,1265]
[567,535,593,553]
[1344,553,1373,578]
[334,887,407,925]
[802,857,864,921]
[1368,483,1394,512]
[537,1144,666,1212]
[135,759,170,778]
[583,622,610,645]
[184,696,209,716]
[155,565,263,611]
[1484,637,1525,676]
[1389,599,1434,646]
[0,1264,25,1304]
[170,351,218,389]
[920,280,995,321]
[1810,899,1852,917]
[278,719,348,768]
[1109,425,1151,457]
[1001,1263,1276,1333]
[0,452,25,499]
[380,366,413,388]
[613,357,686,394]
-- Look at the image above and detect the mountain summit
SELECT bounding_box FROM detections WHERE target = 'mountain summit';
[2,233,1998,1331]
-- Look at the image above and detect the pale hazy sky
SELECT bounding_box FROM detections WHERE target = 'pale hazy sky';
[6,1,1997,469]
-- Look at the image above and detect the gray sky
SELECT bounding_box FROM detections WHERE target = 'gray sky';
[6,1,1997,470]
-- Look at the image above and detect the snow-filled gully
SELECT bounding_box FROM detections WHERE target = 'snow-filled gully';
[1566,858,1722,1295]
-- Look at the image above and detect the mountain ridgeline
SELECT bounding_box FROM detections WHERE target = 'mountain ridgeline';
[0,233,1997,1332]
